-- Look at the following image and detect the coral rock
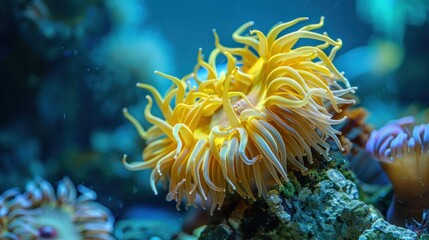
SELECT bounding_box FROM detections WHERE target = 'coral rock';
[199,151,418,239]
[359,219,417,240]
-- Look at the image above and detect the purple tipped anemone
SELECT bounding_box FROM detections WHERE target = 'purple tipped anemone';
[0,177,115,240]
[366,116,429,226]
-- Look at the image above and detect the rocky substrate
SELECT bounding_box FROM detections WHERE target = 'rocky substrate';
[190,151,422,240]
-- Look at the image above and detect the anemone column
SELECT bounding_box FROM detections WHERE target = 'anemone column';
[366,116,429,226]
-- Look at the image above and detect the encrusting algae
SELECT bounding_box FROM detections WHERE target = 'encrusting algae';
[122,17,357,214]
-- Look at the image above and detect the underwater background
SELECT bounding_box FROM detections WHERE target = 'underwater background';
[1,0,429,239]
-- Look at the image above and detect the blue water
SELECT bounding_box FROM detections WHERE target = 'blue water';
[1,0,428,238]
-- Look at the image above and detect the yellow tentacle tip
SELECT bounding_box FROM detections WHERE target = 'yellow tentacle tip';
[241,21,255,29]
[122,154,128,164]
[121,17,356,214]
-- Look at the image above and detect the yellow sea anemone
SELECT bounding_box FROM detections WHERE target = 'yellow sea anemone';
[123,17,356,214]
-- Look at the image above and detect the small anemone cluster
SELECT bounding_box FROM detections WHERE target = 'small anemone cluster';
[0,177,114,239]
[366,116,429,226]
[123,17,356,214]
